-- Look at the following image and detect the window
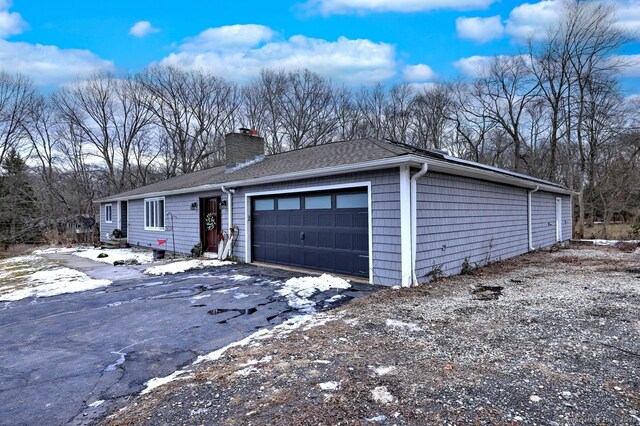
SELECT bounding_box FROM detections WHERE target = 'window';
[254,198,275,211]
[305,195,331,209]
[278,197,300,210]
[336,193,368,209]
[105,204,113,223]
[144,198,165,230]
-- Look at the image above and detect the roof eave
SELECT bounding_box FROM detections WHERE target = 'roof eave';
[94,153,576,203]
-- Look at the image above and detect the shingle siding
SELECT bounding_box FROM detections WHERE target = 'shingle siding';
[530,191,573,247]
[531,191,557,248]
[125,191,224,254]
[100,202,117,240]
[229,169,402,286]
[415,172,530,279]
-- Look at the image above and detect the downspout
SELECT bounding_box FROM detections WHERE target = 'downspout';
[410,163,429,285]
[527,185,540,251]
[221,186,234,230]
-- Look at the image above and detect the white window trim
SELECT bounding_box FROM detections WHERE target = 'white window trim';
[244,182,373,284]
[105,204,113,224]
[144,197,166,231]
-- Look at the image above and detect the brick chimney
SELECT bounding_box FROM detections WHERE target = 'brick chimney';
[225,128,265,169]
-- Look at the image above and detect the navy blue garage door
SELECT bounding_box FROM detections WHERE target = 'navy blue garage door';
[251,189,369,278]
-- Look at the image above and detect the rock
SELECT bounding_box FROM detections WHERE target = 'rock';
[114,259,139,266]
[97,253,109,258]
[530,395,541,403]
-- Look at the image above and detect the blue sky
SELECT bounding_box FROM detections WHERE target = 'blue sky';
[2,0,639,93]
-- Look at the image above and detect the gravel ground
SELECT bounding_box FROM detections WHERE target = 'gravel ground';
[104,246,640,425]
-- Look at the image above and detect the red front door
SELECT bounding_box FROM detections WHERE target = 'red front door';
[202,198,221,252]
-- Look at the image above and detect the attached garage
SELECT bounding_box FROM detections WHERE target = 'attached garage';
[249,187,370,278]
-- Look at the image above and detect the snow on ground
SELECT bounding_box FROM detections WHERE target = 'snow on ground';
[0,255,111,301]
[144,259,233,276]
[32,247,79,255]
[385,319,422,332]
[319,381,339,391]
[276,273,351,312]
[74,248,154,265]
[142,313,343,395]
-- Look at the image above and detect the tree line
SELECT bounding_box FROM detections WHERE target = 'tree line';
[1,0,639,246]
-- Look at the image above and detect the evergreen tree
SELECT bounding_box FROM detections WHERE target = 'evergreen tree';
[0,148,39,245]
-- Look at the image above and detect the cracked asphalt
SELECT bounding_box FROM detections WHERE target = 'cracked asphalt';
[0,259,378,426]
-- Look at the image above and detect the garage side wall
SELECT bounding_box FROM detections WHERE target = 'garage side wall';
[100,202,117,240]
[531,191,557,248]
[127,191,225,254]
[415,172,529,279]
[531,191,573,247]
[230,169,402,286]
[562,196,572,240]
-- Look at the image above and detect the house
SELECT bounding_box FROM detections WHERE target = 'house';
[96,130,574,287]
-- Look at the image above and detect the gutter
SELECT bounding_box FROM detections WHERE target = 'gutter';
[527,185,540,251]
[95,154,577,204]
[410,163,429,285]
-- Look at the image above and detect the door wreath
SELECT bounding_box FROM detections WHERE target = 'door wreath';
[205,213,217,231]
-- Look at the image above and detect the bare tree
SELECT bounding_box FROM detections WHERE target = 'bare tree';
[411,83,454,150]
[0,72,35,165]
[139,66,240,175]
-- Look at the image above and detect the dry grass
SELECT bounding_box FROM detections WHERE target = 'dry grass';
[583,223,639,240]
[105,246,640,426]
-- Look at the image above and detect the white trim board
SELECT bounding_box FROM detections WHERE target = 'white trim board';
[399,166,412,287]
[243,181,374,284]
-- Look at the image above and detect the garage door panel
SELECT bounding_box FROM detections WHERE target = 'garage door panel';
[252,189,369,278]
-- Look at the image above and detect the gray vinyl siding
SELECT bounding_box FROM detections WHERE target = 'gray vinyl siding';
[531,191,557,248]
[100,202,117,240]
[230,168,402,286]
[415,172,530,280]
[126,191,225,254]
[562,196,573,240]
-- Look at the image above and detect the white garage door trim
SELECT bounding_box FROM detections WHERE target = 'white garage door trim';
[244,182,373,284]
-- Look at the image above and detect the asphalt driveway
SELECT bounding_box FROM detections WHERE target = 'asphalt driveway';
[0,258,377,426]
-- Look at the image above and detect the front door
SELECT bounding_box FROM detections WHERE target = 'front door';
[202,198,221,252]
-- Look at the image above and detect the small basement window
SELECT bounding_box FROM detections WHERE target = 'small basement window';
[144,198,165,230]
[336,193,368,209]
[105,204,113,223]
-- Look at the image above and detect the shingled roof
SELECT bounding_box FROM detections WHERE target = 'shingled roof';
[96,137,571,202]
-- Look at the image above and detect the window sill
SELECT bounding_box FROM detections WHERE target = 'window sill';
[105,221,113,224]
[144,227,165,232]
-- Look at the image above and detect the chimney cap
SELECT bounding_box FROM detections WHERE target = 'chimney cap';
[238,127,259,136]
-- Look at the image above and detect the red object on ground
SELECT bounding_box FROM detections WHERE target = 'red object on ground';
[157,239,167,246]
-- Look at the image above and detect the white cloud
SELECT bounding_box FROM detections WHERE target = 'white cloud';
[611,54,640,76]
[160,25,396,85]
[402,64,436,82]
[613,0,640,38]
[505,0,562,42]
[453,54,529,78]
[0,0,26,38]
[129,21,159,38]
[302,0,496,15]
[179,24,276,50]
[456,15,504,43]
[453,55,495,78]
[0,39,114,86]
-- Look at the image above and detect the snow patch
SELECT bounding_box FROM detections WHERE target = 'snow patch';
[371,386,396,404]
[319,381,340,391]
[144,259,233,276]
[276,274,351,312]
[141,369,193,395]
[33,247,79,255]
[88,400,104,408]
[372,366,396,376]
[74,248,154,265]
[0,265,112,301]
[385,319,422,332]
[325,294,346,304]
